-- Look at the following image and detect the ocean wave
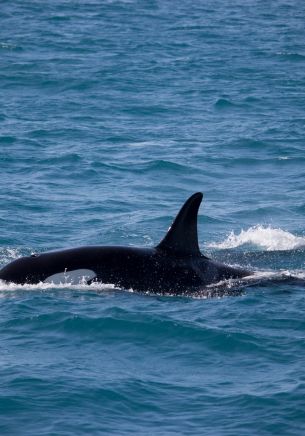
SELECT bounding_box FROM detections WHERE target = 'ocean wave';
[208,226,305,251]
[278,52,305,61]
[0,135,16,144]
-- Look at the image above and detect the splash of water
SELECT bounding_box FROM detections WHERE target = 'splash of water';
[208,225,305,251]
[0,280,119,293]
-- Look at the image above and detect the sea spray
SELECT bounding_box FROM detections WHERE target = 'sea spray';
[208,225,305,251]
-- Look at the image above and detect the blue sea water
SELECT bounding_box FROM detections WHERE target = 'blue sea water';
[1,0,305,434]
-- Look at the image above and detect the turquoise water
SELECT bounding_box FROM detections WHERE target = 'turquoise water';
[1,0,305,434]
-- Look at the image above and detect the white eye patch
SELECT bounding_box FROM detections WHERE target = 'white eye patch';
[44,269,97,285]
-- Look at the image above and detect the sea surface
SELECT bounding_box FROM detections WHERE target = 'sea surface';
[1,1,305,434]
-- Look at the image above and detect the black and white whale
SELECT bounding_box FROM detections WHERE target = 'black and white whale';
[0,193,252,293]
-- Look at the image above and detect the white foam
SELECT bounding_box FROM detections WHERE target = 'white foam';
[0,280,118,293]
[208,225,305,251]
[0,248,22,266]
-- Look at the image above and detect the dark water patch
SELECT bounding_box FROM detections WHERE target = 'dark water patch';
[39,153,82,165]
[0,136,16,144]
[122,105,175,116]
[28,129,53,139]
[278,52,305,62]
[295,203,305,214]
[48,15,71,22]
[228,137,270,150]
[243,96,262,103]
[214,98,236,109]
[104,134,138,144]
[144,159,193,173]
[63,80,100,92]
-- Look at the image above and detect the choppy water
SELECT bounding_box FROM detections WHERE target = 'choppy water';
[1,0,305,434]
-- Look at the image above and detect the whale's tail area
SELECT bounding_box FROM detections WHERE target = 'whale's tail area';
[156,192,204,257]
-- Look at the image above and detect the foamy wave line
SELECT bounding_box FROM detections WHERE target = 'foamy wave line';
[0,280,119,292]
[208,225,305,251]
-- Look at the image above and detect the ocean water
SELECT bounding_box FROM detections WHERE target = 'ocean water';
[1,0,305,434]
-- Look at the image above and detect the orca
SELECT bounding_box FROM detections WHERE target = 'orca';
[0,193,252,294]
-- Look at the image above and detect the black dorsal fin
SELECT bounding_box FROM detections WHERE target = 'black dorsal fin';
[156,192,203,257]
